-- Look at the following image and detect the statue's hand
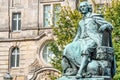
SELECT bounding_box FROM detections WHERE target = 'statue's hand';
[99,24,112,33]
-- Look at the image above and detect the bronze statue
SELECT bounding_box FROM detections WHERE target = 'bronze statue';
[58,1,116,80]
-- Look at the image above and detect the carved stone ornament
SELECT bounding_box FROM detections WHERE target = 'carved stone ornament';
[30,67,60,80]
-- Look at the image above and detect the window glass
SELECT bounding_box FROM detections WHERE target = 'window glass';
[53,4,61,27]
[44,5,51,27]
[12,13,21,31]
[11,55,15,67]
[17,55,19,67]
[42,45,55,63]
[13,0,21,6]
[12,20,17,31]
[10,47,20,68]
[18,19,21,30]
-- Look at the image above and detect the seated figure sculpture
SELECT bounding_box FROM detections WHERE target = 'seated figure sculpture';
[60,1,116,79]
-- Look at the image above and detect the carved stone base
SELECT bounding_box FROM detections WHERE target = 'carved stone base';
[57,76,112,80]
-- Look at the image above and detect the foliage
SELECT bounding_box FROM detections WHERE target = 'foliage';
[49,75,60,80]
[49,6,82,72]
[103,0,120,79]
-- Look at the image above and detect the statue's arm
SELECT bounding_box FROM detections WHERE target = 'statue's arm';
[94,17,113,32]
[98,22,113,33]
[73,26,81,42]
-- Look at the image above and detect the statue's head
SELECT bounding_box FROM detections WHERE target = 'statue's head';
[79,1,92,14]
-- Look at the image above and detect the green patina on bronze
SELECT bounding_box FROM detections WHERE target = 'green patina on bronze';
[57,1,116,80]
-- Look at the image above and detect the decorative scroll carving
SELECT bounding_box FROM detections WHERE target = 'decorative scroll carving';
[30,67,60,80]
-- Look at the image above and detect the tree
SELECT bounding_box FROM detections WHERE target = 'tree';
[104,0,120,79]
[49,6,82,72]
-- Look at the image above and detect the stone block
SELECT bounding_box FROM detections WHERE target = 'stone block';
[57,76,112,80]
[0,32,8,38]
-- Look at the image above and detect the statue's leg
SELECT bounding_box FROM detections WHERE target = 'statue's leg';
[76,50,89,79]
[67,60,78,76]
[61,57,69,75]
[62,44,78,76]
[62,57,78,76]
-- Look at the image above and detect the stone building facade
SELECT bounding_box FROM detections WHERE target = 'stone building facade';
[0,0,108,80]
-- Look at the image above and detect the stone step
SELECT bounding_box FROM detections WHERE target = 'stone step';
[57,76,112,80]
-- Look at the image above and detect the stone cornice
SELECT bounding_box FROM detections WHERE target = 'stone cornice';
[0,31,46,42]
[21,27,38,31]
[0,28,9,32]
[0,29,9,32]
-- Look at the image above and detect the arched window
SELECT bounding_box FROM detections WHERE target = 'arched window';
[10,47,20,67]
[42,45,55,63]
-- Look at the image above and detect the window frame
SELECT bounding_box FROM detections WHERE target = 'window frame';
[10,47,20,68]
[12,12,21,32]
[43,3,61,28]
[43,4,52,27]
[12,0,21,6]
[42,44,55,64]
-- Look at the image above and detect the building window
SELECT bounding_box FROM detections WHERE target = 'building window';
[44,5,51,27]
[12,0,21,6]
[10,47,20,68]
[53,4,61,27]
[12,13,21,32]
[43,4,61,27]
[42,45,55,63]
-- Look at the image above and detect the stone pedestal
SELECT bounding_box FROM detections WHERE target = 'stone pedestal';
[57,76,112,80]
